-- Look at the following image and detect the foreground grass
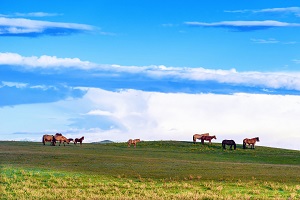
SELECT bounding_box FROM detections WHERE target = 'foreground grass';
[2,167,300,200]
[1,141,300,199]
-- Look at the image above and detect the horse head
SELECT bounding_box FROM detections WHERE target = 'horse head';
[256,137,260,142]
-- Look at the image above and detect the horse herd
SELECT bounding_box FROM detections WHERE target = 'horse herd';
[127,134,259,150]
[43,133,259,150]
[193,133,260,150]
[42,133,84,146]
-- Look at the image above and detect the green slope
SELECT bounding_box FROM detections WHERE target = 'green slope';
[1,140,299,182]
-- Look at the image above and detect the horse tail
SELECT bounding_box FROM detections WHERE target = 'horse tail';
[42,135,45,145]
[222,141,225,149]
[193,135,196,144]
[233,142,236,150]
[243,140,246,149]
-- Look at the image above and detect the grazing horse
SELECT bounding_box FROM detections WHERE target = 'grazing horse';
[68,138,74,143]
[222,140,236,150]
[127,139,140,148]
[74,136,84,145]
[54,133,70,146]
[42,135,56,146]
[243,137,259,149]
[201,135,216,145]
[193,133,209,144]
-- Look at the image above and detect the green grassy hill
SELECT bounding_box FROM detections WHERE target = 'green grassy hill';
[1,141,300,199]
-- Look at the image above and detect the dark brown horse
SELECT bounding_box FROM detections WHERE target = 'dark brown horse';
[68,138,74,143]
[243,137,259,149]
[193,133,209,144]
[127,139,140,148]
[222,140,236,150]
[42,134,56,146]
[54,133,70,146]
[74,136,84,145]
[201,135,216,145]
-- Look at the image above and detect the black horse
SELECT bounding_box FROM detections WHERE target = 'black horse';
[222,140,236,150]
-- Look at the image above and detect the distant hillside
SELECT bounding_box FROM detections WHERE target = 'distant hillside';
[92,140,114,144]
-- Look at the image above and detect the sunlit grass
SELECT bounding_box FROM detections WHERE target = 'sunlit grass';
[2,167,300,200]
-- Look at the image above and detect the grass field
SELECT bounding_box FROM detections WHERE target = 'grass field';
[1,140,300,199]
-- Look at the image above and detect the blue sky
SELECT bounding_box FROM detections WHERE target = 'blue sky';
[1,0,300,150]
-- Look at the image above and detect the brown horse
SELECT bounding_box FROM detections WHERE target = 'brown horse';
[42,134,56,146]
[193,133,209,144]
[201,135,217,145]
[54,133,70,146]
[127,139,140,148]
[243,137,259,149]
[74,136,84,145]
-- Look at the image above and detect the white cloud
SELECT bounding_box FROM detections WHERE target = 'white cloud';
[86,110,113,116]
[2,88,300,150]
[0,17,94,36]
[251,38,279,44]
[0,12,61,18]
[185,20,300,27]
[1,81,28,88]
[185,20,300,32]
[2,52,300,92]
[14,12,62,17]
[0,52,95,69]
[225,7,300,17]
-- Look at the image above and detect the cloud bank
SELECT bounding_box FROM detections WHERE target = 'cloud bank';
[1,53,300,95]
[2,88,300,150]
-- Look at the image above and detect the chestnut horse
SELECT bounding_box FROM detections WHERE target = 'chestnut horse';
[42,135,56,146]
[222,140,236,150]
[193,133,209,144]
[127,139,140,148]
[74,136,84,145]
[243,137,259,149]
[201,135,216,145]
[54,133,70,146]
